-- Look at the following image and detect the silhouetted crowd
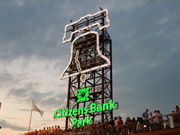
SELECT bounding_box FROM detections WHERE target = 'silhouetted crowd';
[24,105,180,135]
[24,126,66,135]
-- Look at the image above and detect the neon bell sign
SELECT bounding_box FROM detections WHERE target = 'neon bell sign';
[60,9,111,81]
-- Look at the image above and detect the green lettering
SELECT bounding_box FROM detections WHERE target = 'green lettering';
[72,109,77,116]
[83,107,88,114]
[61,109,68,117]
[82,119,86,126]
[109,100,116,110]
[71,116,92,127]
[68,109,73,116]
[90,103,96,113]
[61,109,65,117]
[103,102,109,111]
[85,116,92,125]
[71,118,77,127]
[97,104,103,112]
[77,119,82,127]
[78,108,84,115]
[54,109,61,118]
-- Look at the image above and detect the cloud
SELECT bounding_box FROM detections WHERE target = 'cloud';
[0,0,148,60]
[99,0,148,13]
[0,119,27,131]
[14,0,25,7]
[18,109,31,112]
[0,72,19,89]
[0,55,67,108]
[108,0,180,118]
[7,81,66,107]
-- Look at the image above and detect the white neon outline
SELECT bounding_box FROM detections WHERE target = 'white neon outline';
[60,31,111,79]
[62,9,110,44]
[75,51,82,72]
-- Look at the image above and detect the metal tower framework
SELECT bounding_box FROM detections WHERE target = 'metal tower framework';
[65,11,113,129]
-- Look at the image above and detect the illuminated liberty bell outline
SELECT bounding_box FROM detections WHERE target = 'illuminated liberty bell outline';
[61,9,111,82]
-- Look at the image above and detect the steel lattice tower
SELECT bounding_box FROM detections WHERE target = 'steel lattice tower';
[62,10,113,129]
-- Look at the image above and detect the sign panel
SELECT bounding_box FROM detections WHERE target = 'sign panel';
[54,87,118,127]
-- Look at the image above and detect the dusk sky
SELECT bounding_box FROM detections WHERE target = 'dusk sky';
[0,0,180,135]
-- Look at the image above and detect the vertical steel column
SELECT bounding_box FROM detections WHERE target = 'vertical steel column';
[65,77,71,130]
[101,14,105,123]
